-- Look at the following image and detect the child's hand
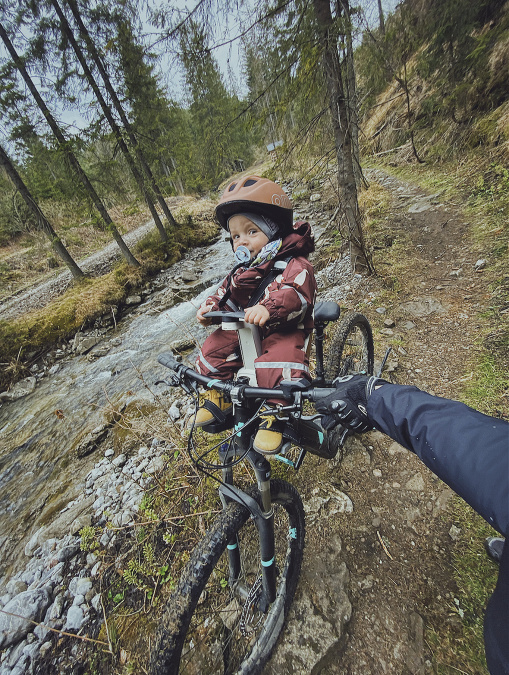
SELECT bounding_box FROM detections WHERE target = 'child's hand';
[197,304,213,326]
[244,304,270,326]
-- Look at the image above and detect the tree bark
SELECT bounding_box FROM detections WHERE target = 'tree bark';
[312,0,372,273]
[377,0,385,35]
[0,143,84,280]
[64,0,178,234]
[341,0,364,189]
[0,20,141,268]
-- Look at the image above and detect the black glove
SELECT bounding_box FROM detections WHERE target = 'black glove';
[315,374,390,433]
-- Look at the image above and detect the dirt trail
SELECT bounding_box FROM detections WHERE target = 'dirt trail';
[306,168,492,674]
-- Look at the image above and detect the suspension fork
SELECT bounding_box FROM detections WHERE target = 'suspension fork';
[218,407,276,610]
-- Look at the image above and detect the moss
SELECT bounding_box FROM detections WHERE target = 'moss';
[0,218,218,389]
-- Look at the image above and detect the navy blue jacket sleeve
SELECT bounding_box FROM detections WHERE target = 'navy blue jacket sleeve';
[367,385,509,537]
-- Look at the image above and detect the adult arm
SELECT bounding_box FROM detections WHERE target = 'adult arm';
[368,385,509,537]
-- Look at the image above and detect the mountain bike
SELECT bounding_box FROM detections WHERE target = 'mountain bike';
[150,302,374,675]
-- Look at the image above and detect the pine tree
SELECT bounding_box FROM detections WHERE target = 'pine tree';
[0,19,141,267]
[63,0,177,234]
[0,142,84,279]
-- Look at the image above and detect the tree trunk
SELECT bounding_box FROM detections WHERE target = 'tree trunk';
[0,143,84,280]
[341,0,364,189]
[0,21,141,268]
[64,0,178,233]
[377,0,385,35]
[50,0,169,245]
[402,61,424,164]
[312,0,372,273]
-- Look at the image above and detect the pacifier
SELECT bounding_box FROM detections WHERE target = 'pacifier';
[234,245,251,264]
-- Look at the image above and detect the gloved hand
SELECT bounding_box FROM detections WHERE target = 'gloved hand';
[315,374,390,433]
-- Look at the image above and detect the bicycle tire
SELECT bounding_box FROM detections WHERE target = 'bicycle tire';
[324,311,374,380]
[150,479,305,675]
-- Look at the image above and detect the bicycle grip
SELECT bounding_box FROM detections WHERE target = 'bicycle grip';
[307,388,336,401]
[158,352,180,371]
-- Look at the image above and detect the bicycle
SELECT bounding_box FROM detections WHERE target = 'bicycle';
[150,302,374,675]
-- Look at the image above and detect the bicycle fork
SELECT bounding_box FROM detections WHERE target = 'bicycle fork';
[218,442,276,613]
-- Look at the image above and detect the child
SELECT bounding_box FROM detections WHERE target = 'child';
[194,175,317,454]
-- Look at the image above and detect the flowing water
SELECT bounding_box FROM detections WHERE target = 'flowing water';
[0,233,235,575]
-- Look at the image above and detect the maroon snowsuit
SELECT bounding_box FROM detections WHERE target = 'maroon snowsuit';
[196,222,317,391]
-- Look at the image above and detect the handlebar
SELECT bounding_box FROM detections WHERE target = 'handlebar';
[203,310,246,324]
[157,351,335,404]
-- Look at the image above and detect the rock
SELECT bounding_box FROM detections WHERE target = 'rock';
[64,605,85,631]
[27,496,95,548]
[5,581,27,597]
[309,193,321,202]
[375,307,386,314]
[373,469,382,478]
[405,474,426,491]
[69,513,92,535]
[105,449,114,458]
[72,333,102,355]
[112,454,127,468]
[399,297,447,318]
[39,640,53,657]
[169,337,196,352]
[146,456,165,474]
[75,424,110,458]
[269,537,351,671]
[168,404,181,421]
[90,345,110,358]
[449,525,461,541]
[384,318,396,328]
[181,271,199,283]
[0,377,37,402]
[400,321,416,331]
[0,588,52,648]
[56,544,80,563]
[358,575,374,590]
[388,442,408,455]
[74,579,92,597]
[328,488,353,514]
[449,268,462,278]
[380,328,394,336]
[125,295,142,305]
[405,612,426,674]
[384,359,399,373]
[408,199,433,213]
[474,259,487,271]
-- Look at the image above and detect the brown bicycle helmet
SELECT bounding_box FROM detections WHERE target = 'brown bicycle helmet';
[215,176,293,233]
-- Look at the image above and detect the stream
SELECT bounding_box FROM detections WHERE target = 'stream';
[0,232,235,575]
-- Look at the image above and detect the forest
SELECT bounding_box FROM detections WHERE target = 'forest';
[0,0,505,269]
[0,0,508,673]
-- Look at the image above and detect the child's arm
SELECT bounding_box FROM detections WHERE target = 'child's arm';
[244,304,270,326]
[258,258,316,326]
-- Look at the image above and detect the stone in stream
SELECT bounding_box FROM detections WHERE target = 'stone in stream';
[0,587,52,648]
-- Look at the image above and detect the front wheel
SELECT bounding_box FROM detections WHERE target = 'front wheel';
[150,479,305,675]
[324,311,374,381]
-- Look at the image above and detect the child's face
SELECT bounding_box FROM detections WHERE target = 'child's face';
[228,215,269,258]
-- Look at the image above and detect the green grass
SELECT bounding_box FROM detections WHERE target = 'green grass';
[428,498,499,674]
[0,218,218,388]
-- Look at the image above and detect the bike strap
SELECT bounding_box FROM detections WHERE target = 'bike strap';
[217,256,292,310]
[246,256,292,308]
